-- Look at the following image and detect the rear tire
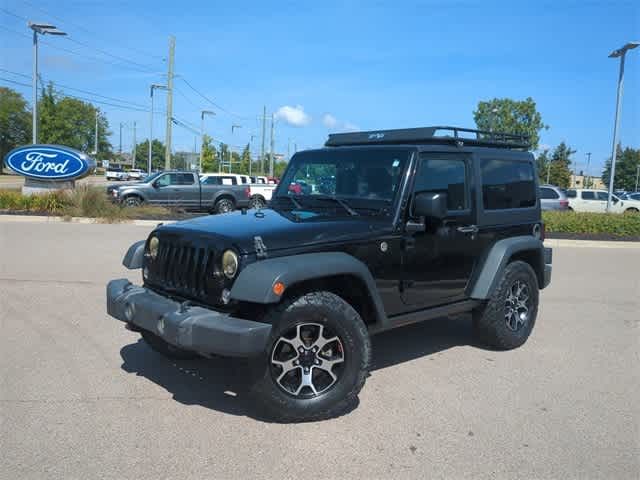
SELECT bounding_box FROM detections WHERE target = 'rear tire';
[214,197,235,214]
[249,195,266,209]
[624,208,638,214]
[250,291,371,422]
[140,330,199,360]
[472,260,539,350]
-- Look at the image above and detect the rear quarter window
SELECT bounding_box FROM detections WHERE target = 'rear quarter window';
[481,159,536,210]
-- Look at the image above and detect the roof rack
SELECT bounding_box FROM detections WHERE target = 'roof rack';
[325,126,530,150]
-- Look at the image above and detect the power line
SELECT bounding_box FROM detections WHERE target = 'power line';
[174,86,201,110]
[15,0,165,61]
[0,68,149,109]
[1,5,161,71]
[179,77,249,120]
[0,77,31,88]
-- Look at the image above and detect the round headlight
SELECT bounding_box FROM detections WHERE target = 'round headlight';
[149,236,160,259]
[222,250,238,279]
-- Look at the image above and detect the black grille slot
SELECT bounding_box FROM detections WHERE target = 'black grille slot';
[149,237,223,304]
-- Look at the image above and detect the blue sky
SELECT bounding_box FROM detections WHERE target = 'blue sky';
[1,0,638,175]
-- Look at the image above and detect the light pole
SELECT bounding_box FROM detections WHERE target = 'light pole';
[585,152,591,188]
[200,110,215,172]
[149,84,167,173]
[606,41,639,212]
[249,134,256,176]
[635,164,640,192]
[28,22,66,144]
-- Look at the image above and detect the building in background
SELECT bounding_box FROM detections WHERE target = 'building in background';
[570,174,605,189]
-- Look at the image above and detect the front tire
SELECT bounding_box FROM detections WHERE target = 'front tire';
[249,195,266,209]
[123,195,143,207]
[140,330,199,360]
[472,260,539,350]
[250,291,371,422]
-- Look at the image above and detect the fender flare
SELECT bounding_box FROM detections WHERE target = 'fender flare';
[119,188,148,202]
[229,251,388,322]
[467,236,544,299]
[122,240,146,269]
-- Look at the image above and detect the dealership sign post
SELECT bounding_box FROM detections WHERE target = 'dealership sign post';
[4,145,96,194]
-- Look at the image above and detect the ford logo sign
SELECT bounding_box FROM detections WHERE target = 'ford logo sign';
[4,145,95,181]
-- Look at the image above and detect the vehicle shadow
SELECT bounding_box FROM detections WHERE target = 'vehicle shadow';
[119,314,480,422]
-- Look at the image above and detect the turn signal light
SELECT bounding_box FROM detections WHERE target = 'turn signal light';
[272,282,285,296]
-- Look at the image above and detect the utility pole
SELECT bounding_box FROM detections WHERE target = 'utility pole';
[165,35,176,171]
[546,160,551,185]
[132,121,137,169]
[635,164,640,192]
[119,122,123,155]
[585,152,592,188]
[260,106,266,175]
[269,113,275,177]
[94,110,99,156]
[249,134,256,177]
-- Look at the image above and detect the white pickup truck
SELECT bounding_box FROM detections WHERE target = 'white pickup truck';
[200,173,277,208]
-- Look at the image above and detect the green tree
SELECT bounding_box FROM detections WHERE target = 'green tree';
[0,87,31,174]
[602,145,640,191]
[238,143,251,174]
[134,139,166,171]
[473,97,548,150]
[538,142,574,187]
[38,83,112,157]
[201,135,219,173]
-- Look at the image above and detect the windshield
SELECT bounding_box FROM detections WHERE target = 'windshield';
[272,149,408,216]
[142,172,163,183]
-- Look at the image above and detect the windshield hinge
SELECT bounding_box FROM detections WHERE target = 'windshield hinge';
[254,236,268,259]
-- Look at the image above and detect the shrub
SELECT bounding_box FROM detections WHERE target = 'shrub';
[543,211,640,237]
[0,187,170,222]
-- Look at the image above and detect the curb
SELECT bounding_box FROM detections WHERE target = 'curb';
[1,214,639,248]
[0,214,173,227]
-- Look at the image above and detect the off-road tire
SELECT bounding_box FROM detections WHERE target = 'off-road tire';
[250,291,371,422]
[214,197,235,214]
[472,260,539,350]
[140,329,199,360]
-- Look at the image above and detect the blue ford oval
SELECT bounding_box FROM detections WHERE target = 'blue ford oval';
[4,145,95,181]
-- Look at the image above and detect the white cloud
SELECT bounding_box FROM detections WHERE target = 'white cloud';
[322,113,338,128]
[274,105,311,127]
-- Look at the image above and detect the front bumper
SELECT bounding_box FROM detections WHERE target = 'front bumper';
[107,279,271,357]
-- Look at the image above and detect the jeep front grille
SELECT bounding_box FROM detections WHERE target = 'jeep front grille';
[146,237,226,305]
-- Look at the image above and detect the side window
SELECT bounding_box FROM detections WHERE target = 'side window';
[566,189,577,198]
[540,187,559,199]
[414,154,467,211]
[202,176,220,185]
[481,159,536,210]
[155,174,172,187]
[596,192,609,201]
[178,173,195,185]
[582,191,596,200]
[220,176,236,185]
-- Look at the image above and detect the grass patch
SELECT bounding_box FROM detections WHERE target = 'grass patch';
[543,211,640,237]
[0,186,170,222]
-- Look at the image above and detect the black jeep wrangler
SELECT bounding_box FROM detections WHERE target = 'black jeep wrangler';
[107,126,552,421]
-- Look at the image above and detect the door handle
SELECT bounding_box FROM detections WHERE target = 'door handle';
[457,225,479,234]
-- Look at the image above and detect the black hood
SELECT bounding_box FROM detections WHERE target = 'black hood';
[157,208,392,253]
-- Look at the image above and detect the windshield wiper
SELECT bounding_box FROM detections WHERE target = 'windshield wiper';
[312,195,359,216]
[274,195,302,209]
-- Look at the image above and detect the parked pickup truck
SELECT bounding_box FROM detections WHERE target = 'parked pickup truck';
[107,171,250,213]
[199,173,276,209]
[105,166,128,181]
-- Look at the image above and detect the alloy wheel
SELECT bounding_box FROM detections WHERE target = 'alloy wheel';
[270,323,345,397]
[504,280,530,332]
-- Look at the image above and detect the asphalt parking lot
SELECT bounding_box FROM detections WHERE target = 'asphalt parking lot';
[1,220,638,479]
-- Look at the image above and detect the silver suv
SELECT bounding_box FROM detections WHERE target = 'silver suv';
[539,185,569,211]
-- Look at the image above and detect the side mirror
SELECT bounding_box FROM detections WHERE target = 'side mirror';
[413,192,448,220]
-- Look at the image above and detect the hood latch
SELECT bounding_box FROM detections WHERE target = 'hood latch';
[254,236,268,259]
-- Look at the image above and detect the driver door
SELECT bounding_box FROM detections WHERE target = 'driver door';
[400,153,478,310]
